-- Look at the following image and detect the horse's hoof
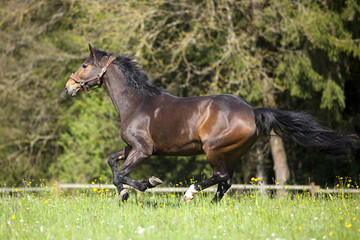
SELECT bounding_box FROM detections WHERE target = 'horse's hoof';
[149,176,163,187]
[120,189,129,202]
[184,195,194,203]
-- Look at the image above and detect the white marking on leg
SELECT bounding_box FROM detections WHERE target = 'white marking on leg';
[184,184,198,202]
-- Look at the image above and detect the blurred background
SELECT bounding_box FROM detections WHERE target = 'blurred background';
[1,0,359,187]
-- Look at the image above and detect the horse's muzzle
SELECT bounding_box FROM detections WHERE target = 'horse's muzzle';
[65,85,78,97]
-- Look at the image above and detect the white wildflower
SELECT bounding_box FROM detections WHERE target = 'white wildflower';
[136,226,146,234]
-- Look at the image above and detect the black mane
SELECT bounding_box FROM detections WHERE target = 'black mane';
[93,48,163,97]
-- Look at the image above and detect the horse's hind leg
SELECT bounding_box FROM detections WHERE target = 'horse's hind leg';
[212,162,237,202]
[213,177,233,202]
[184,151,230,202]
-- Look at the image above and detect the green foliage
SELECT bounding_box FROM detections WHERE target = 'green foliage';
[0,0,359,186]
[51,90,123,183]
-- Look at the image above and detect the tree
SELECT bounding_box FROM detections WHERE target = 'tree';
[1,0,358,186]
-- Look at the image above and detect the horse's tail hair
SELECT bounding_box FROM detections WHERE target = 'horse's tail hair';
[254,108,358,158]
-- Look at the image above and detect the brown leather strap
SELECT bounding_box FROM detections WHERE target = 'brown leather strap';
[70,55,116,94]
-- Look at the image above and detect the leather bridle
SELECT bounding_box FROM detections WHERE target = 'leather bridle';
[70,55,116,94]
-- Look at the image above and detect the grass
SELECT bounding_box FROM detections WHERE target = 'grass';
[1,182,360,240]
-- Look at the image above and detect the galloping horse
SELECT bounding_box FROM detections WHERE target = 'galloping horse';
[65,44,357,202]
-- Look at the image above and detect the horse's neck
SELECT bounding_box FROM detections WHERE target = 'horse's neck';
[103,72,145,121]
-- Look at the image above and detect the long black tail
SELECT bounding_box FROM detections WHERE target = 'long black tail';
[254,108,358,158]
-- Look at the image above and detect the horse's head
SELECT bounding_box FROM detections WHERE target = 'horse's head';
[65,44,115,96]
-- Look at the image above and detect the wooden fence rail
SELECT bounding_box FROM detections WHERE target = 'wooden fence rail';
[1,183,359,196]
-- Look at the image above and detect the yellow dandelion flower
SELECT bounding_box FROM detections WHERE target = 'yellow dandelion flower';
[12,215,16,219]
[329,231,333,236]
[180,213,183,216]
[93,188,97,192]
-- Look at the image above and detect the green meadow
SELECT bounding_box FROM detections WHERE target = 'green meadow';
[1,182,360,240]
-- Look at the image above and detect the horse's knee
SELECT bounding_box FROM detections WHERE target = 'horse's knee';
[108,151,125,167]
[108,156,114,167]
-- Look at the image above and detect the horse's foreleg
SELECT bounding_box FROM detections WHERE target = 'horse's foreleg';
[114,149,163,202]
[108,146,131,196]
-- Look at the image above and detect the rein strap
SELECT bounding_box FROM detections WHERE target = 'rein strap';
[70,55,116,94]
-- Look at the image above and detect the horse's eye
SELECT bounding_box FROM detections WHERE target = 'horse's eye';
[82,64,88,68]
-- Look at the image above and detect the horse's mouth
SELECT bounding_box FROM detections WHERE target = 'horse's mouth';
[65,85,80,97]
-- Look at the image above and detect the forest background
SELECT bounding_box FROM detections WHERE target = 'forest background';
[1,0,359,188]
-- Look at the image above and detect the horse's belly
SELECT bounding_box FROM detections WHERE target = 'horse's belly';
[153,140,204,156]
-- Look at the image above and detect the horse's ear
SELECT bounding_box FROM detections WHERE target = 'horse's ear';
[88,43,96,61]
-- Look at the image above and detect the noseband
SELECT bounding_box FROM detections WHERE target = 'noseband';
[70,55,116,94]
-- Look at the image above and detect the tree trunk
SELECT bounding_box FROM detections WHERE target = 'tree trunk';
[270,132,290,196]
[255,143,267,184]
[255,143,267,196]
[270,131,290,184]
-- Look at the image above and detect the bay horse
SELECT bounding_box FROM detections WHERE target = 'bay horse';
[65,44,358,202]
